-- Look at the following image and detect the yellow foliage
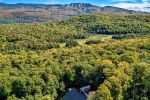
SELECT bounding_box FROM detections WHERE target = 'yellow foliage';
[118,61,129,67]
[102,60,112,65]
[0,53,3,57]
[49,48,58,54]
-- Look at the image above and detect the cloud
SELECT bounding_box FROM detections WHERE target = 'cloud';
[44,1,61,4]
[113,2,150,12]
[106,0,149,12]
[142,0,150,4]
[110,0,138,3]
[142,0,148,2]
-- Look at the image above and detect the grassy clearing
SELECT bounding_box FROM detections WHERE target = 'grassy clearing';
[76,34,112,45]
[59,34,112,47]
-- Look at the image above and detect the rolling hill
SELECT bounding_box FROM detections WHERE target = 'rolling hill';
[1,14,149,35]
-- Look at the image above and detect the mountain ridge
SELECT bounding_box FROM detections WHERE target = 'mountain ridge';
[0,3,149,24]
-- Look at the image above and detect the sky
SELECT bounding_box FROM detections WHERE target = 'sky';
[0,0,150,12]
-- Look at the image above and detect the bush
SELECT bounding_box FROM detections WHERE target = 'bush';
[27,41,60,50]
[85,39,103,44]
[65,33,88,39]
[65,39,78,47]
[139,44,150,50]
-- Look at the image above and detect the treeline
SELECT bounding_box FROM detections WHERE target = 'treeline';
[62,14,150,34]
[112,33,150,39]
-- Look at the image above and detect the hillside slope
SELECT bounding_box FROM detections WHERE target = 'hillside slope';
[0,14,149,35]
[0,14,149,51]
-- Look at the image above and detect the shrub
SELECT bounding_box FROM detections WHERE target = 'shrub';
[65,39,78,47]
[85,39,103,44]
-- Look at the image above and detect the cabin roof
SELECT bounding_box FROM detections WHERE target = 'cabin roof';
[63,88,86,100]
[63,85,91,100]
[80,85,91,97]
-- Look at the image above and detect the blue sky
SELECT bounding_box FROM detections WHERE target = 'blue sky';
[0,0,149,5]
[0,0,150,12]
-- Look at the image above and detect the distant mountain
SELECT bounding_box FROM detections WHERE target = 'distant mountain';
[0,2,6,4]
[0,3,148,24]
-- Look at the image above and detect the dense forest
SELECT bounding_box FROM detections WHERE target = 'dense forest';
[0,14,150,100]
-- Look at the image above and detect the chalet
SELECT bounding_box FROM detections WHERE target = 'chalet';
[63,85,90,100]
